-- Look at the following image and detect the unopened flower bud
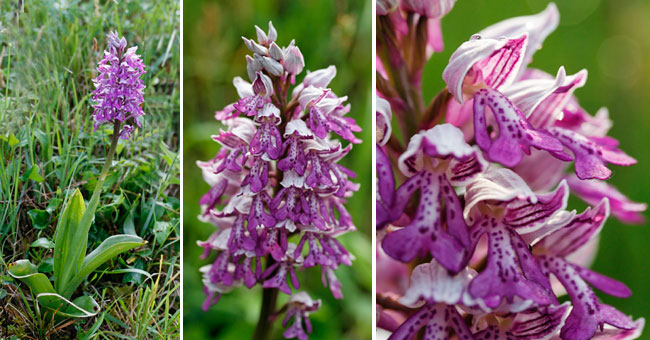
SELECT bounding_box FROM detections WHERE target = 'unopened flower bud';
[262,56,284,76]
[242,37,268,55]
[269,42,283,61]
[283,41,304,75]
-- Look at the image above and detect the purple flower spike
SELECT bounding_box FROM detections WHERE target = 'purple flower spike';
[198,22,360,339]
[473,88,567,167]
[550,127,636,180]
[92,31,146,139]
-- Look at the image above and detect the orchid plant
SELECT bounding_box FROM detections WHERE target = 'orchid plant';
[8,32,146,319]
[196,22,361,340]
[377,2,645,340]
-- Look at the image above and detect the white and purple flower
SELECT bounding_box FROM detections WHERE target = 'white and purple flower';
[197,22,361,340]
[376,2,645,339]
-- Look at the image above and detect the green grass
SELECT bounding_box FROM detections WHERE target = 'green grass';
[0,0,180,338]
[182,1,372,339]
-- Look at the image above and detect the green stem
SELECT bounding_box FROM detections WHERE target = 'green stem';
[85,121,121,216]
[252,286,279,340]
[65,121,121,299]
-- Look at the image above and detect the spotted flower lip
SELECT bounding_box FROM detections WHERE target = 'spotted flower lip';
[382,124,485,272]
[389,303,474,340]
[473,88,568,167]
[443,33,528,104]
[550,127,636,180]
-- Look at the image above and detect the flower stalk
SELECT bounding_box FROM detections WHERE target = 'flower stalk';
[252,283,280,340]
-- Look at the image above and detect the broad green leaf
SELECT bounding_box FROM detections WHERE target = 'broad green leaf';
[31,237,55,249]
[8,260,63,310]
[153,221,173,245]
[27,209,50,230]
[123,213,137,236]
[8,133,19,147]
[61,235,145,298]
[53,189,87,296]
[21,165,44,183]
[38,258,54,273]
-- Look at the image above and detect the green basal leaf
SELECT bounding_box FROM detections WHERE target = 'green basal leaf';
[31,237,55,249]
[53,188,86,296]
[153,221,173,245]
[27,209,50,230]
[61,234,145,298]
[21,165,45,183]
[7,260,63,311]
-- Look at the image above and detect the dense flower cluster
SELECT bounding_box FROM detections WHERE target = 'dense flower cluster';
[197,22,361,339]
[377,2,645,340]
[91,31,146,139]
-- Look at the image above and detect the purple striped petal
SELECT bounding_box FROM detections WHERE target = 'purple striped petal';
[535,198,609,257]
[398,124,477,177]
[503,180,569,233]
[377,96,393,146]
[443,34,528,104]
[566,174,646,224]
[504,67,587,129]
[510,302,571,340]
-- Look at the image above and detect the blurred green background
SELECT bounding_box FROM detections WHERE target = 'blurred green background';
[182,1,371,339]
[423,0,650,335]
